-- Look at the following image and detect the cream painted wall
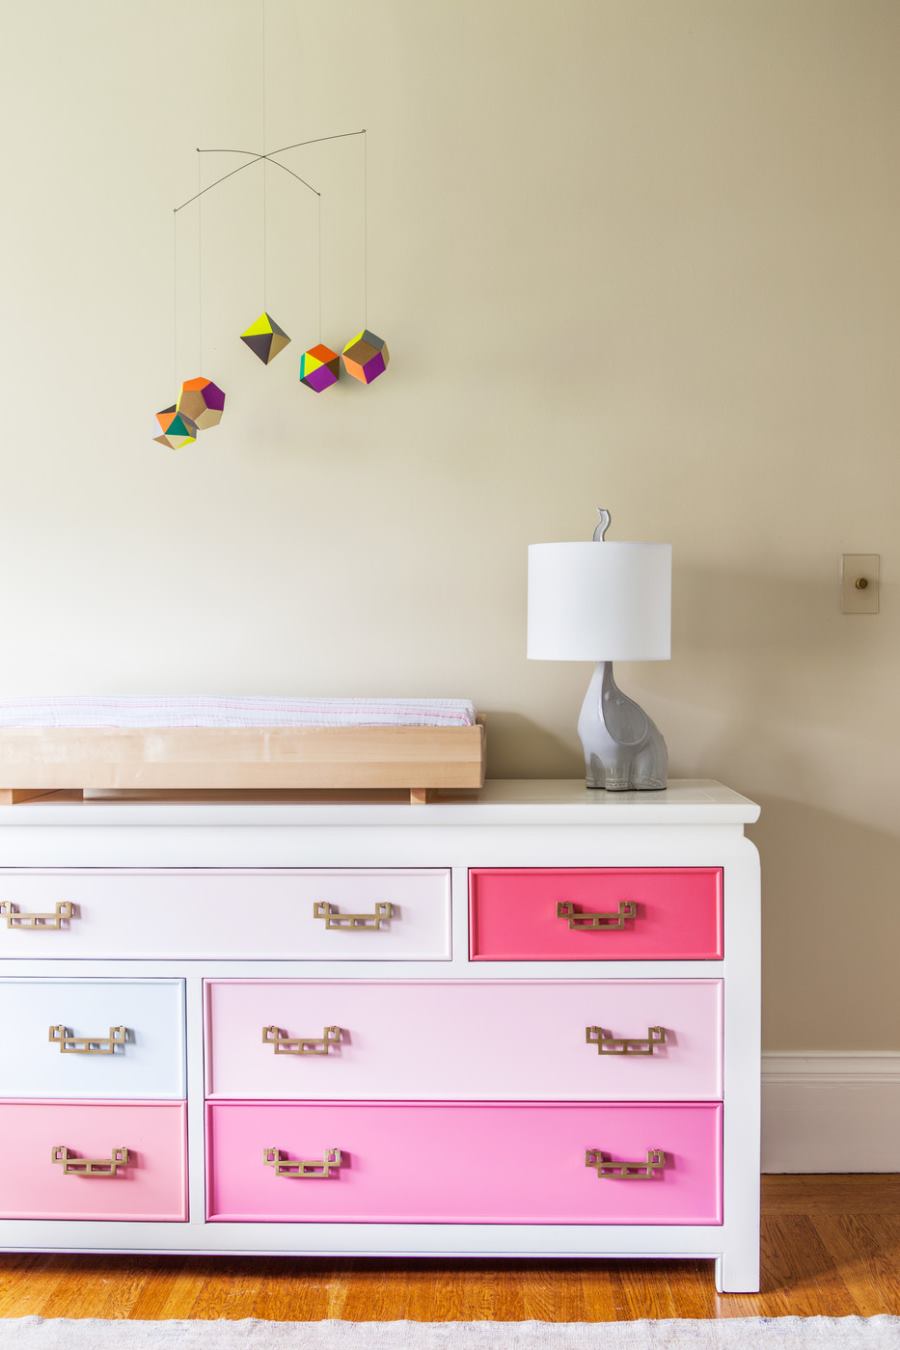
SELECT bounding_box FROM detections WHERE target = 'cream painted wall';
[0,0,898,1051]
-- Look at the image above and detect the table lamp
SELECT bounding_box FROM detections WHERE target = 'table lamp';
[527,509,672,791]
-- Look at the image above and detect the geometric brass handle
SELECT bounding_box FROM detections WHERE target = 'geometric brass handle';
[585,1148,666,1180]
[51,1145,130,1177]
[262,1025,342,1056]
[556,900,637,931]
[262,1147,343,1178]
[1,901,77,931]
[585,1026,667,1056]
[49,1025,128,1056]
[313,901,393,931]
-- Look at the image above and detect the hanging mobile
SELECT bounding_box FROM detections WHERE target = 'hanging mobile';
[299,194,339,392]
[153,166,226,450]
[154,406,197,450]
[178,377,226,427]
[299,344,340,391]
[178,148,315,367]
[241,313,291,365]
[161,117,385,431]
[241,1,290,368]
[341,132,389,386]
[341,329,389,385]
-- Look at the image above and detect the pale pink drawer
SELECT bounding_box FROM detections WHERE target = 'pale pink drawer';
[206,1100,722,1224]
[0,1100,187,1221]
[205,979,723,1100]
[0,869,451,961]
[469,868,723,960]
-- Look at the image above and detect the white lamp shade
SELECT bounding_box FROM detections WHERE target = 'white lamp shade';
[527,541,672,661]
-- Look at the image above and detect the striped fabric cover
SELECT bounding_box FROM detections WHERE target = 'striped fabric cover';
[0,697,476,729]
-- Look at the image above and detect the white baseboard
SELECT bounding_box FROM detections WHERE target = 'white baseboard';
[762,1052,900,1173]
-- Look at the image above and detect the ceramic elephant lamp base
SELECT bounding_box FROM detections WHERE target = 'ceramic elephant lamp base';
[527,508,672,792]
[577,661,668,791]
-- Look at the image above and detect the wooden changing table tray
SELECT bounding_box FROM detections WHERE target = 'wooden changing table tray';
[0,720,486,806]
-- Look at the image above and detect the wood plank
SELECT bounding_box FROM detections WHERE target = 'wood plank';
[813,1214,900,1316]
[0,1253,58,1317]
[612,1258,716,1319]
[0,789,57,805]
[0,723,486,797]
[134,1260,205,1321]
[762,1174,900,1215]
[756,1215,857,1315]
[125,1258,192,1320]
[0,1177,898,1320]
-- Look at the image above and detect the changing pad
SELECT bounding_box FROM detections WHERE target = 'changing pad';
[0,696,477,730]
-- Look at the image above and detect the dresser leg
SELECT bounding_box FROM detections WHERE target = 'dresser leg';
[715,1251,761,1294]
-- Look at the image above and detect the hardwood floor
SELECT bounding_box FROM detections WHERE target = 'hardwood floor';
[0,1177,897,1322]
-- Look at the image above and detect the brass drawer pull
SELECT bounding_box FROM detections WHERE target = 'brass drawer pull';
[585,1148,666,1180]
[52,1145,130,1178]
[557,900,636,931]
[49,1024,128,1055]
[1,901,77,931]
[262,1025,342,1056]
[585,1026,667,1056]
[263,1147,343,1179]
[313,900,394,931]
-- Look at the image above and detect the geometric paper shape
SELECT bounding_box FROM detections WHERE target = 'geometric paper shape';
[240,312,292,365]
[341,328,389,385]
[153,407,197,450]
[299,343,340,393]
[177,376,226,430]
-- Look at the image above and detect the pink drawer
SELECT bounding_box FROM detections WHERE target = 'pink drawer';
[205,979,722,1101]
[469,868,723,960]
[0,1100,187,1221]
[206,1100,722,1225]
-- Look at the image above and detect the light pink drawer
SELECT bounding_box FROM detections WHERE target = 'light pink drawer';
[0,1100,187,1221]
[206,1100,722,1224]
[469,868,723,960]
[0,869,451,961]
[205,979,722,1100]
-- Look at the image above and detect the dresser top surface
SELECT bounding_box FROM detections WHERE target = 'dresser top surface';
[0,779,760,828]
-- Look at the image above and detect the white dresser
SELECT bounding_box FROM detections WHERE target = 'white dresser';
[0,779,761,1292]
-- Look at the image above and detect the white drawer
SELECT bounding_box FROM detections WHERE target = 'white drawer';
[0,978,185,1099]
[0,869,452,961]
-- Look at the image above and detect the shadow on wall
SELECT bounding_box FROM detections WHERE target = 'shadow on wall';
[480,710,579,779]
[749,796,900,1052]
[661,558,893,744]
[670,561,898,1048]
[673,558,848,659]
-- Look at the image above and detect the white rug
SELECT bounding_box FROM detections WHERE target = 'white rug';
[0,1319,898,1349]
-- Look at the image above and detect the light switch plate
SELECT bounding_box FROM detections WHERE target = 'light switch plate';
[841,553,880,614]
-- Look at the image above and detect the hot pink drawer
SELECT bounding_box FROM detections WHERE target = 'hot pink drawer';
[206,1100,722,1225]
[0,1100,187,1221]
[205,979,722,1100]
[469,868,723,960]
